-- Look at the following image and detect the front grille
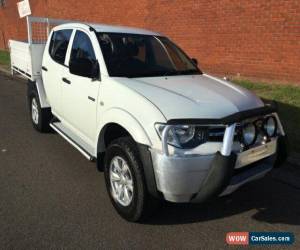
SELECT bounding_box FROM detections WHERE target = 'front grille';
[208,126,239,142]
[207,114,277,149]
[208,127,225,142]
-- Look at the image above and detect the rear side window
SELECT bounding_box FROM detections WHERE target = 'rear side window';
[49,29,72,65]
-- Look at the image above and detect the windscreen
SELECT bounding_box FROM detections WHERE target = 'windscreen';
[97,32,201,78]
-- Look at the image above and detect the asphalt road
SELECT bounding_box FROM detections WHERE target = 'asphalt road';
[1,72,300,249]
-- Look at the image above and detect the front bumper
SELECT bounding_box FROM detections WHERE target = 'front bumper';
[150,136,284,203]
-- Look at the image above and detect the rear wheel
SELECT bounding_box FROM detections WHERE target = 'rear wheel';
[28,91,52,132]
[104,137,159,222]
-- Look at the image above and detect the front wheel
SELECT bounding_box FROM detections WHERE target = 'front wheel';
[104,137,159,222]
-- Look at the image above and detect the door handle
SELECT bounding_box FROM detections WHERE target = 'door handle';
[42,66,48,72]
[62,77,71,84]
[88,96,95,102]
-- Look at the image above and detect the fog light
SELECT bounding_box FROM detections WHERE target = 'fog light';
[264,116,277,137]
[242,123,257,146]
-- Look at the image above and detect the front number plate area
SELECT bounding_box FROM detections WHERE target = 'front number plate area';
[235,139,277,169]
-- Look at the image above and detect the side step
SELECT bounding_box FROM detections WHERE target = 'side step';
[50,122,96,161]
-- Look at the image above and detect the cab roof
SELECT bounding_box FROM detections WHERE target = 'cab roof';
[55,22,161,36]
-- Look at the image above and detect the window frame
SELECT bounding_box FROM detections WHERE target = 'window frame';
[69,30,97,66]
[48,29,73,66]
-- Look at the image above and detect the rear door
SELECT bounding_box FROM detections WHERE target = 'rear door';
[42,29,73,117]
[61,30,100,143]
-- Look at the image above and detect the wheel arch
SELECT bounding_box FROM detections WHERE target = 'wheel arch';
[95,109,161,199]
[96,108,152,154]
[27,79,50,108]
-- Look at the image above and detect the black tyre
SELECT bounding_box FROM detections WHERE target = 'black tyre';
[104,137,159,222]
[28,91,52,133]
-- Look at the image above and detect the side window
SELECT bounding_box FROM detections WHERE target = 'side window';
[49,29,72,65]
[70,31,96,63]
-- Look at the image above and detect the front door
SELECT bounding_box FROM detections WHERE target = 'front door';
[61,30,99,144]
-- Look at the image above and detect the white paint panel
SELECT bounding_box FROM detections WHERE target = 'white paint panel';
[9,40,45,81]
[17,0,31,18]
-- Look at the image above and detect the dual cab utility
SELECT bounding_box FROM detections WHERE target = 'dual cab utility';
[9,17,287,222]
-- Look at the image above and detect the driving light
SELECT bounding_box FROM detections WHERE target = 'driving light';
[263,116,277,137]
[242,123,257,146]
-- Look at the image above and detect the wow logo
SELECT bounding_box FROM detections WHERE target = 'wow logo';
[226,232,294,245]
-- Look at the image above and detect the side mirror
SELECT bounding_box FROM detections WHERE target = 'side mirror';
[69,58,99,79]
[191,58,198,66]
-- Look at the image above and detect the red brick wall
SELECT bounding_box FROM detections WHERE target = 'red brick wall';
[0,0,299,83]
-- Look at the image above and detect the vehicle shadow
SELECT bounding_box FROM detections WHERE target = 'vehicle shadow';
[145,173,300,225]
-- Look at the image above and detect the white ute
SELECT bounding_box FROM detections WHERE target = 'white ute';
[9,17,287,222]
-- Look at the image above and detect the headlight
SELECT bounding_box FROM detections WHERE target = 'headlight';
[242,123,257,146]
[173,125,195,144]
[263,116,277,137]
[155,124,208,148]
